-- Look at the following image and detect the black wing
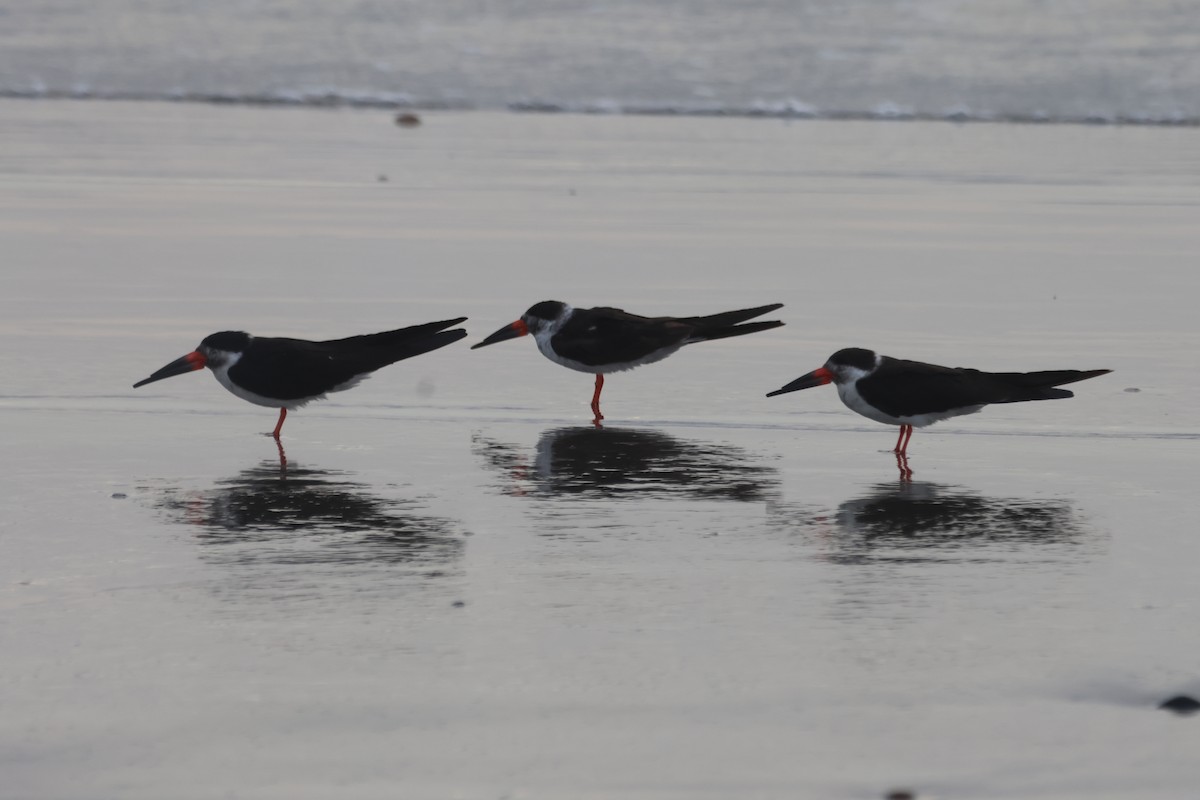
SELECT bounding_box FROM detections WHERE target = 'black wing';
[231,322,466,400]
[677,303,783,331]
[227,339,367,400]
[549,307,694,367]
[857,359,1016,417]
[858,358,1108,417]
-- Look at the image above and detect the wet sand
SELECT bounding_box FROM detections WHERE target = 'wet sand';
[2,99,1199,798]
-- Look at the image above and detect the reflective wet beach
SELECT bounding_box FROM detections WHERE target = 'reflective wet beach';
[2,100,1199,798]
[153,459,465,566]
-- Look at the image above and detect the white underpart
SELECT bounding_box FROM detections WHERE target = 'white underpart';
[209,349,364,410]
[835,357,983,428]
[531,304,685,374]
[593,343,684,373]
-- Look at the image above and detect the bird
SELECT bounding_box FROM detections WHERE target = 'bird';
[472,300,784,423]
[767,347,1110,455]
[133,318,468,438]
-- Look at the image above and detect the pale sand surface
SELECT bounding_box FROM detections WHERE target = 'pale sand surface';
[1,99,1199,798]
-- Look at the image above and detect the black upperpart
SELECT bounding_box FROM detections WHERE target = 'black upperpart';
[828,347,877,371]
[222,320,468,401]
[200,331,253,353]
[854,357,1110,418]
[525,300,568,321]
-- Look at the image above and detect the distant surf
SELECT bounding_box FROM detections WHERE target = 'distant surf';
[6,0,1196,128]
[3,87,1197,127]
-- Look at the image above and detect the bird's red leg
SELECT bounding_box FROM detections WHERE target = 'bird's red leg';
[893,425,907,454]
[893,424,913,455]
[591,374,605,425]
[272,408,287,439]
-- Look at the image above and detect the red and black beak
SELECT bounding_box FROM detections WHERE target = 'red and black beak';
[133,351,207,388]
[766,366,834,397]
[471,319,530,349]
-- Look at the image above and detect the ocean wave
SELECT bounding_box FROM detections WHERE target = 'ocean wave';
[3,86,1197,128]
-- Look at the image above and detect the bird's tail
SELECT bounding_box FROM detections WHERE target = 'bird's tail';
[991,368,1111,402]
[327,317,469,365]
[682,303,785,342]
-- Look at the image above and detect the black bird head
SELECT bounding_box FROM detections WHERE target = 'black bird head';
[472,300,570,349]
[767,347,879,396]
[133,330,253,388]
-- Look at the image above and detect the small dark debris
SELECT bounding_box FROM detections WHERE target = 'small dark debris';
[1124,387,1140,393]
[395,112,421,127]
[1159,695,1200,715]
[452,600,466,608]
[111,492,127,499]
[377,174,388,182]
[885,791,915,800]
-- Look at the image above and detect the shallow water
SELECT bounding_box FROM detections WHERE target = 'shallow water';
[2,99,1199,798]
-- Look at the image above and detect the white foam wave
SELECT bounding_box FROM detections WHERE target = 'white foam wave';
[3,85,1198,127]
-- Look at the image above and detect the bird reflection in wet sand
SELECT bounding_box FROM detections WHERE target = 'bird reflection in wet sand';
[474,426,778,501]
[773,481,1092,564]
[152,460,464,568]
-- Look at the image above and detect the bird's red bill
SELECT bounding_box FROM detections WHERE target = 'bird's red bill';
[765,366,833,397]
[471,319,530,349]
[132,350,207,388]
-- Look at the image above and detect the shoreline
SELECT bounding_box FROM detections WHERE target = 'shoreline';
[4,90,1198,129]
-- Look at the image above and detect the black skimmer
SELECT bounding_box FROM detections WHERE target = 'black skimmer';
[133,318,468,438]
[472,301,784,422]
[767,348,1110,455]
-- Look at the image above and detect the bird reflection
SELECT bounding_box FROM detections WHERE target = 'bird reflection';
[474,425,778,501]
[773,481,1091,563]
[152,459,464,567]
